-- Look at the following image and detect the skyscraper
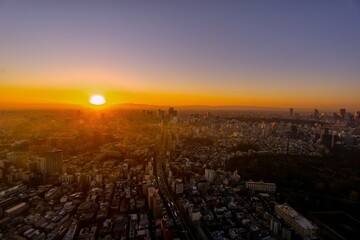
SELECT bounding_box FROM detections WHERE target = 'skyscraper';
[152,193,163,219]
[158,109,165,121]
[355,111,360,121]
[340,109,346,119]
[289,108,294,118]
[42,149,63,176]
[168,107,177,121]
[314,109,320,119]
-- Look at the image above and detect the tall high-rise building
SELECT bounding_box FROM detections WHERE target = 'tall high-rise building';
[355,111,360,122]
[158,109,165,121]
[42,149,63,176]
[289,108,294,118]
[152,193,163,219]
[172,179,184,194]
[168,107,178,121]
[147,186,156,209]
[314,109,320,119]
[205,169,215,183]
[340,108,346,119]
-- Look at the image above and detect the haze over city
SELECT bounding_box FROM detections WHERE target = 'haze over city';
[1,1,360,240]
[1,1,359,110]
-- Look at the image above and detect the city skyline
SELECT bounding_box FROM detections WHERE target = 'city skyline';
[1,1,360,110]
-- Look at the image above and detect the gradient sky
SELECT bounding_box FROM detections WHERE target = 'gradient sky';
[0,1,359,109]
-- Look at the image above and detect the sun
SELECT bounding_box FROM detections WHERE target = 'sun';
[89,95,106,105]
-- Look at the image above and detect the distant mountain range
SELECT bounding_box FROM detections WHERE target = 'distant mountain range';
[114,103,304,112]
[0,102,337,112]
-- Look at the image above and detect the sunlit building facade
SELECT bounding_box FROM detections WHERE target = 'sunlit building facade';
[275,204,318,239]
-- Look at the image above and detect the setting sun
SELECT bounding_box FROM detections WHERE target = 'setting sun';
[89,95,106,105]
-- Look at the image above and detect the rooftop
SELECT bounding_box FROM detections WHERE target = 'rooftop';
[277,204,317,230]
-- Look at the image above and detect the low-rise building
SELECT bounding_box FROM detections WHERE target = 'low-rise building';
[245,181,276,193]
[5,202,29,216]
[275,203,318,239]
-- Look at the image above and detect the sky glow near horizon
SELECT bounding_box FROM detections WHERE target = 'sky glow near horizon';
[0,1,359,110]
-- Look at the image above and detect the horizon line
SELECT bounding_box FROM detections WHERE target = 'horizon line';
[0,102,355,113]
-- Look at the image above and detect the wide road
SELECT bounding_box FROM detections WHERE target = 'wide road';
[155,128,195,240]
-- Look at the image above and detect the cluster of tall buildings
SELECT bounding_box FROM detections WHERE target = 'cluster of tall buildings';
[289,107,360,123]
[158,107,178,123]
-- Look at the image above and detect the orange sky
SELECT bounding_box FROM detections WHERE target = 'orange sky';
[0,85,358,111]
